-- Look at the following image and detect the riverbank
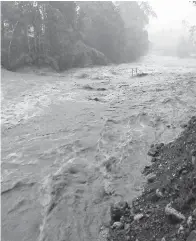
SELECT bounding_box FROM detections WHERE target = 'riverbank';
[109,116,196,241]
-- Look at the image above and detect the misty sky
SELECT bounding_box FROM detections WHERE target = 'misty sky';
[149,1,196,32]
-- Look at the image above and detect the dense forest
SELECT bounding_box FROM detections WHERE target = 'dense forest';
[1,1,157,71]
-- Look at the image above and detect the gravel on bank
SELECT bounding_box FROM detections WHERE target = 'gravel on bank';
[109,116,196,241]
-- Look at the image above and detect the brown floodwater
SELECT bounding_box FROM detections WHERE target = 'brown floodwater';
[1,55,196,241]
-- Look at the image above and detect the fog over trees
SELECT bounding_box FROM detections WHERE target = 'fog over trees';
[1,1,156,71]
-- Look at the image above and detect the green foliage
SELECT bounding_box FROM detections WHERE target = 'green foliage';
[1,1,156,71]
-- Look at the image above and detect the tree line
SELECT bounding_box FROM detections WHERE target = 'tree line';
[1,1,156,71]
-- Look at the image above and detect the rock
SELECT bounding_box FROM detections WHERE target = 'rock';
[112,221,123,229]
[124,223,130,232]
[83,84,94,90]
[147,174,156,183]
[155,143,164,149]
[187,216,193,227]
[148,148,158,157]
[161,238,166,241]
[156,189,163,198]
[165,203,185,223]
[143,165,152,175]
[178,225,184,234]
[136,72,148,77]
[113,201,128,211]
[191,150,196,156]
[186,230,196,241]
[192,156,196,166]
[151,157,157,162]
[182,169,188,175]
[97,88,106,91]
[111,201,128,222]
[193,209,196,217]
[125,235,130,241]
[134,213,144,221]
[145,164,151,169]
[120,216,125,224]
[181,123,188,128]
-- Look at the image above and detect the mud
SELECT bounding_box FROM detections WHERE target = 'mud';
[1,55,196,241]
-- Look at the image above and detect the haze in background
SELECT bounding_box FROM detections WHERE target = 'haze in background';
[148,1,196,55]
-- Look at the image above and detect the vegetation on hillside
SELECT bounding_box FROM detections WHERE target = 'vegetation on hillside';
[1,1,156,71]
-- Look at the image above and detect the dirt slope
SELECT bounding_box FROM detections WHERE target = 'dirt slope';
[109,116,196,241]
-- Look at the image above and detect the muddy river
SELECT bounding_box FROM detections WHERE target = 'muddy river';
[1,55,196,241]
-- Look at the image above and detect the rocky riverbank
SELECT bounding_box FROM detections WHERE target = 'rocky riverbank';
[109,116,196,241]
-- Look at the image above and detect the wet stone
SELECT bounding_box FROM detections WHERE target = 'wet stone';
[192,209,196,217]
[147,174,156,183]
[112,222,124,229]
[187,216,193,228]
[148,148,158,157]
[165,203,185,224]
[124,223,130,232]
[155,189,163,198]
[151,157,157,162]
[134,213,144,221]
[111,201,128,222]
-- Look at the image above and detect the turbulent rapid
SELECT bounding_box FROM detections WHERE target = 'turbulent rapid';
[1,55,196,241]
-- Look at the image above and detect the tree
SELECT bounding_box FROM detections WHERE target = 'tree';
[117,1,156,62]
[78,2,125,63]
[1,1,156,71]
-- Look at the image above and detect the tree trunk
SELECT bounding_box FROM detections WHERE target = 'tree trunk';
[1,20,5,45]
[25,25,30,53]
[8,21,19,68]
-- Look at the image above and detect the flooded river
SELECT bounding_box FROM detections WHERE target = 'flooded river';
[1,55,196,241]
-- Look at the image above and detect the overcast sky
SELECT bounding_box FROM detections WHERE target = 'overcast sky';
[148,0,196,32]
